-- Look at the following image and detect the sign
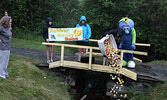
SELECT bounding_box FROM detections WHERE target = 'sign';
[48,28,83,41]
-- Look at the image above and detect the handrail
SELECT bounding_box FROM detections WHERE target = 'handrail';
[42,42,148,56]
[89,39,151,47]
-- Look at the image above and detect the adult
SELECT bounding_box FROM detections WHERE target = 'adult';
[103,28,123,65]
[0,16,12,79]
[76,16,91,62]
[4,10,12,30]
[4,10,8,16]
[43,17,55,64]
[104,28,124,46]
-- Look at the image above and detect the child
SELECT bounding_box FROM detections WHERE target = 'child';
[76,16,91,62]
[43,17,55,64]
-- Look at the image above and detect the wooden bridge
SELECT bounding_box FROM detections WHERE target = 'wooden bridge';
[42,39,150,81]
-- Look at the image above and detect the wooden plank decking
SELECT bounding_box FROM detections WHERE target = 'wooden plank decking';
[49,60,137,81]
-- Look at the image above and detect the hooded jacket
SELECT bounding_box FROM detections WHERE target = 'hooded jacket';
[43,17,55,41]
[104,28,123,46]
[76,16,91,42]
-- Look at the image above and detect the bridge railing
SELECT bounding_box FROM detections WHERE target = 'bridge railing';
[89,39,150,63]
[42,41,149,81]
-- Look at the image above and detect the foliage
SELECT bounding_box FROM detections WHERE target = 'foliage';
[82,0,167,60]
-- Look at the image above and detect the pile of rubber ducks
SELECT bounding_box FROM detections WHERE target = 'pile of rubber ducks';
[104,40,121,72]
[104,40,128,99]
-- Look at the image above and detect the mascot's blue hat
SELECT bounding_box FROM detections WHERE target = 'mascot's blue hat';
[119,17,134,34]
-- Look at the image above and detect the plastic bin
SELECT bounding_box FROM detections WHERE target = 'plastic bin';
[98,34,117,57]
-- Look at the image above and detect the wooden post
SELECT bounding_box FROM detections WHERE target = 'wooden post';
[89,47,93,70]
[120,51,124,72]
[61,45,64,66]
[86,48,88,53]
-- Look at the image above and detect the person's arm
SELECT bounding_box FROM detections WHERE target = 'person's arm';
[132,28,136,44]
[76,24,85,40]
[9,18,12,30]
[86,24,91,40]
[43,26,47,41]
[0,27,1,45]
[131,28,136,50]
[76,24,80,28]
[52,24,55,28]
[104,29,117,36]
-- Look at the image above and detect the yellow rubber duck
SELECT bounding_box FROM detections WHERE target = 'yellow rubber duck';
[74,29,82,36]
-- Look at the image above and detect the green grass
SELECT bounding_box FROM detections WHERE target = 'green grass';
[11,38,78,54]
[0,54,71,100]
[147,60,167,65]
[11,38,46,51]
[130,81,167,100]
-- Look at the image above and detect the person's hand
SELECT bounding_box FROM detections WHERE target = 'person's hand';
[119,43,123,49]
[83,38,86,41]
[0,39,1,45]
[46,39,49,42]
[106,34,109,38]
[131,44,136,50]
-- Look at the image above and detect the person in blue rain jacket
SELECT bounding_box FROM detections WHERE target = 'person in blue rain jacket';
[76,16,91,62]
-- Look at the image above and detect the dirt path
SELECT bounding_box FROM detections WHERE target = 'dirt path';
[10,46,167,80]
[11,46,77,62]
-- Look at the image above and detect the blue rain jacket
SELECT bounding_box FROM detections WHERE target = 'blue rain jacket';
[76,16,91,42]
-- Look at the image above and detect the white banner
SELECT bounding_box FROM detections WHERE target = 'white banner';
[48,27,83,41]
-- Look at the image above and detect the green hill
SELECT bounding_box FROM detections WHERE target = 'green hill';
[0,54,70,100]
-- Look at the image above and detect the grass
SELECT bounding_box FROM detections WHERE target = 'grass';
[11,38,46,51]
[130,81,167,100]
[0,54,71,100]
[11,38,78,54]
[147,60,167,65]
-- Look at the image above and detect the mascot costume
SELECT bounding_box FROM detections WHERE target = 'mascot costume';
[118,17,136,68]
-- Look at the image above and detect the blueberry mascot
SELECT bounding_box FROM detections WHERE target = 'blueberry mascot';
[119,17,136,68]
